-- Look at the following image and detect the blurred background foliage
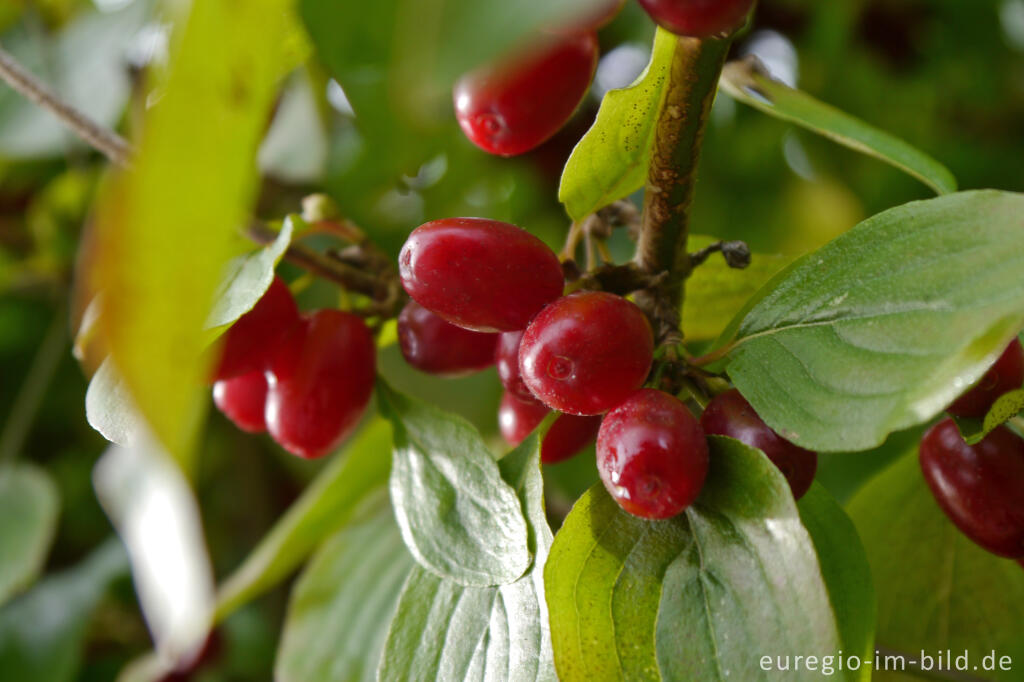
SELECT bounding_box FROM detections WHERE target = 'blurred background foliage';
[1,0,1023,679]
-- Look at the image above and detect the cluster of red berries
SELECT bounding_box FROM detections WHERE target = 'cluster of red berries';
[398,217,818,519]
[454,0,755,157]
[920,339,1024,560]
[211,278,376,459]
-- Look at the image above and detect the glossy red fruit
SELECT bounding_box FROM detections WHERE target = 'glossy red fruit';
[212,370,268,433]
[397,301,498,376]
[454,32,598,156]
[919,418,1024,558]
[700,389,817,500]
[213,277,299,381]
[637,0,754,37]
[597,389,709,519]
[265,310,376,459]
[496,331,540,403]
[399,218,564,332]
[547,0,625,34]
[519,291,654,416]
[947,339,1024,418]
[498,392,601,464]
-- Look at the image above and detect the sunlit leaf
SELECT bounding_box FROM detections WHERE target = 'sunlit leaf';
[952,387,1024,445]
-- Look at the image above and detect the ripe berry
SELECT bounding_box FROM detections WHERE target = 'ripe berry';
[919,418,1024,558]
[596,389,709,519]
[699,389,817,500]
[265,310,376,459]
[547,0,625,34]
[498,391,601,464]
[519,291,653,416]
[399,218,564,332]
[397,301,498,376]
[637,0,754,38]
[213,277,299,381]
[212,370,268,433]
[496,330,540,403]
[454,32,598,156]
[947,338,1024,418]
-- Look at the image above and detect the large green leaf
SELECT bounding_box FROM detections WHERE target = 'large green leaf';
[0,464,59,606]
[0,539,127,682]
[847,450,1024,682]
[719,190,1024,452]
[215,420,392,620]
[559,28,676,221]
[379,434,555,682]
[275,498,413,682]
[719,58,957,196]
[545,437,846,682]
[378,381,531,587]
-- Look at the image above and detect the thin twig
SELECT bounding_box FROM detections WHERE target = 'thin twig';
[0,43,133,166]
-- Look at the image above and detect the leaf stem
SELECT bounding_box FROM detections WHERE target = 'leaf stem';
[0,43,133,167]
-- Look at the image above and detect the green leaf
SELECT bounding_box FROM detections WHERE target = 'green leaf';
[378,380,531,587]
[719,58,957,196]
[378,433,555,682]
[847,450,1024,682]
[85,358,144,447]
[797,484,875,681]
[952,387,1024,445]
[275,499,414,682]
[88,0,305,468]
[215,420,392,620]
[545,437,845,682]
[685,236,794,342]
[0,539,128,682]
[720,190,1024,452]
[559,28,676,221]
[0,464,59,606]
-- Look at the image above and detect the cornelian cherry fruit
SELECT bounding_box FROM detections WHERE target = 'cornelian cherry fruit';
[498,391,601,464]
[597,389,709,519]
[919,418,1024,558]
[397,301,497,376]
[496,330,539,403]
[399,218,564,332]
[213,370,268,433]
[454,32,598,156]
[947,338,1024,418]
[265,310,376,459]
[700,389,817,500]
[637,0,754,38]
[213,277,299,381]
[519,291,653,416]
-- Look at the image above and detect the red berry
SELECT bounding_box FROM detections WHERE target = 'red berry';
[397,301,498,376]
[496,331,540,403]
[399,218,564,332]
[919,418,1024,558]
[596,389,709,519]
[265,310,376,459]
[947,338,1024,418]
[212,370,268,433]
[637,0,754,37]
[213,277,299,381]
[699,389,817,500]
[498,391,601,464]
[454,32,598,156]
[519,291,653,416]
[547,0,625,34]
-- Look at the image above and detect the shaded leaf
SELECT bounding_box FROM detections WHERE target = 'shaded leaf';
[0,464,59,606]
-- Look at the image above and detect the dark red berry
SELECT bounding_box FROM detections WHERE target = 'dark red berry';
[399,218,564,332]
[519,291,653,416]
[596,389,709,519]
[213,277,299,381]
[699,389,817,500]
[265,310,376,459]
[947,338,1024,418]
[498,391,601,464]
[454,32,598,156]
[637,0,754,37]
[547,0,625,34]
[397,301,498,376]
[496,330,540,403]
[919,418,1024,558]
[213,370,268,433]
